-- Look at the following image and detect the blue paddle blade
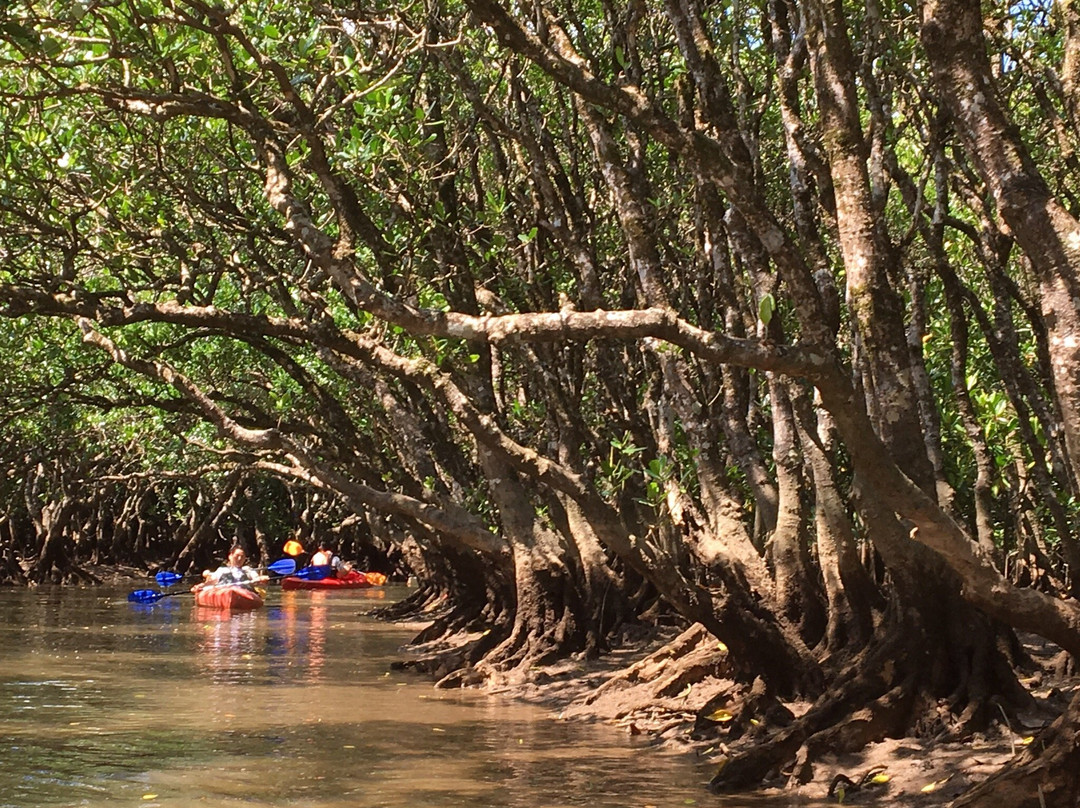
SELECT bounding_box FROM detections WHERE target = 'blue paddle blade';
[128,589,166,603]
[267,558,298,576]
[155,571,183,586]
[294,565,331,580]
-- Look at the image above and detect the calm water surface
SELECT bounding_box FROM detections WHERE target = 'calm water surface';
[0,584,786,807]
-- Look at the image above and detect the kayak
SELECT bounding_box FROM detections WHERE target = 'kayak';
[193,585,265,610]
[281,570,377,591]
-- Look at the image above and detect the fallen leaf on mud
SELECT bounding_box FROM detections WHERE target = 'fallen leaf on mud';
[920,776,951,793]
[870,773,891,784]
[705,709,734,722]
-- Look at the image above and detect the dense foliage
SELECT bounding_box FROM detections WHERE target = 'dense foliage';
[4,0,1080,802]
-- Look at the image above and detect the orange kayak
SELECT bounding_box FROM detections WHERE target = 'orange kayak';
[193,585,264,610]
[281,570,382,591]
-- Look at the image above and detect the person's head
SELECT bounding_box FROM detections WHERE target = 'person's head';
[227,545,247,566]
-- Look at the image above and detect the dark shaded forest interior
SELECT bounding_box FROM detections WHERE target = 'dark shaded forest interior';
[3,0,1080,804]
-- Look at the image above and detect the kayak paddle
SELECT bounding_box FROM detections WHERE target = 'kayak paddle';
[155,570,184,587]
[274,564,331,583]
[127,587,191,604]
[152,557,298,588]
[127,558,318,604]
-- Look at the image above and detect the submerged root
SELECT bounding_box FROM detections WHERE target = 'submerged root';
[25,561,100,585]
[387,588,513,687]
[0,550,26,585]
[394,625,507,686]
[471,643,560,687]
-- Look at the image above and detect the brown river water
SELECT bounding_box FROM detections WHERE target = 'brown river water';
[0,584,792,808]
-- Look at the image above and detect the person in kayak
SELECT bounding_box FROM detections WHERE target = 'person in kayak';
[194,545,267,592]
[310,541,353,579]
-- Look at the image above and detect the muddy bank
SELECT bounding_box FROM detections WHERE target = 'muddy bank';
[0,563,150,588]
[488,623,1079,807]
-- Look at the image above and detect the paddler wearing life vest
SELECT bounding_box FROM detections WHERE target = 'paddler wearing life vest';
[310,540,353,579]
[193,545,267,592]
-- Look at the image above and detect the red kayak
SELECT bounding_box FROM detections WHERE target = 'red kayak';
[281,570,373,591]
[193,585,265,610]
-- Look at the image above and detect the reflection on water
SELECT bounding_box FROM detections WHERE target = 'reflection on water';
[0,585,776,808]
[192,608,262,685]
[191,592,348,686]
[264,593,330,684]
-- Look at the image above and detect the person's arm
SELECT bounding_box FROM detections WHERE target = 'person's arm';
[332,556,352,576]
[194,567,220,591]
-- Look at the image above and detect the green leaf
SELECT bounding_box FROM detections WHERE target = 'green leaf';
[758,293,776,326]
[0,22,41,51]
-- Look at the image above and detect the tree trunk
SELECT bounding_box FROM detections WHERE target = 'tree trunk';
[768,380,826,646]
[921,0,1080,501]
[0,517,26,585]
[792,395,879,652]
[172,471,243,574]
[470,449,595,679]
[26,496,80,584]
